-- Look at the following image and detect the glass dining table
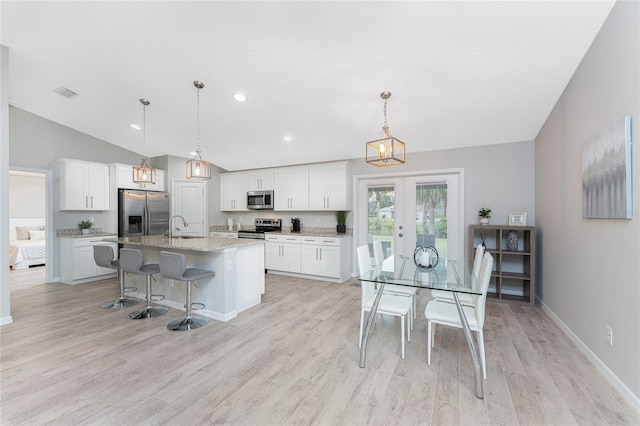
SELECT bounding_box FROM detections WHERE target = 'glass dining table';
[358,256,485,399]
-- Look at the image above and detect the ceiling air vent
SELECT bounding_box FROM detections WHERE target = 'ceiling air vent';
[53,86,79,99]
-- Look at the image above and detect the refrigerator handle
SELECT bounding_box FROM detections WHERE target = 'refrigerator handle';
[144,205,149,235]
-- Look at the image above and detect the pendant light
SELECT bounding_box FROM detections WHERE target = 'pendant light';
[132,98,157,184]
[186,80,211,180]
[366,91,406,167]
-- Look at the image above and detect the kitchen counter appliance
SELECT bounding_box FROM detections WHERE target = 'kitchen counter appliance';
[291,218,301,232]
[237,218,281,239]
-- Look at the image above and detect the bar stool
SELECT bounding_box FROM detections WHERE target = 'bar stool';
[159,251,215,331]
[119,248,168,319]
[93,245,140,308]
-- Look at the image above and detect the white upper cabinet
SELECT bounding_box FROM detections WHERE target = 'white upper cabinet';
[247,170,274,191]
[59,158,110,211]
[220,173,248,211]
[308,161,352,211]
[111,163,166,192]
[274,166,309,211]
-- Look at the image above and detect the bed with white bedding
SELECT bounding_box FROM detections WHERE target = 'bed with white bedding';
[9,218,46,270]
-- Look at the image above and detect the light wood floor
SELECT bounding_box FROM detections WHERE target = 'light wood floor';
[2,269,639,425]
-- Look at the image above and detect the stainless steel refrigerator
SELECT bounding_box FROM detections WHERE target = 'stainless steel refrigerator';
[118,189,170,237]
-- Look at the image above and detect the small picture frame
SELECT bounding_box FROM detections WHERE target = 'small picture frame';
[508,212,527,226]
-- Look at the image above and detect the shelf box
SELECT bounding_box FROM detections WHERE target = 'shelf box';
[469,224,535,305]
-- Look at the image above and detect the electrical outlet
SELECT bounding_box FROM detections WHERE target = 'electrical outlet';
[605,326,613,346]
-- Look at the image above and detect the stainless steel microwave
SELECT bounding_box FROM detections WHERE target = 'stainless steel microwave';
[247,190,274,210]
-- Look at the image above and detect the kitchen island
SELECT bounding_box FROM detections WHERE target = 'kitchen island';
[109,235,265,322]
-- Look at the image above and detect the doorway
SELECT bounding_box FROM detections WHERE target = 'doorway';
[354,169,464,271]
[8,168,54,284]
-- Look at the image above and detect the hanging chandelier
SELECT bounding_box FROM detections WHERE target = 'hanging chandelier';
[186,80,211,180]
[132,98,157,184]
[365,91,406,167]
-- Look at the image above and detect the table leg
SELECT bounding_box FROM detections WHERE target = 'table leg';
[453,292,484,399]
[359,281,385,368]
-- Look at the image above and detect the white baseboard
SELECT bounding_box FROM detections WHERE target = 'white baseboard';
[0,315,13,326]
[538,296,640,416]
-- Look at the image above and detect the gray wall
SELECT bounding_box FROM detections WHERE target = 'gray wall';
[536,0,639,399]
[9,107,146,279]
[350,140,536,253]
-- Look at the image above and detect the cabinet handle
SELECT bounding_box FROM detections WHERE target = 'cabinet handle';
[315,247,319,259]
[85,196,88,208]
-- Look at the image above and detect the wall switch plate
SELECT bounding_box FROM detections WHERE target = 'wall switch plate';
[605,326,613,346]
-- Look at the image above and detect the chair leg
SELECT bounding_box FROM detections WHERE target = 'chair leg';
[407,313,411,342]
[431,323,436,347]
[413,294,416,320]
[478,329,486,380]
[128,274,168,319]
[427,320,432,366]
[167,281,209,331]
[102,269,139,308]
[401,314,405,359]
[359,308,365,348]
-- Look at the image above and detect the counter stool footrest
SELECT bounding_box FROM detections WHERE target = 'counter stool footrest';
[190,302,205,311]
[151,294,165,302]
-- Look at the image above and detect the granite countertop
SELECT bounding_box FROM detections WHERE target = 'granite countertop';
[108,235,264,252]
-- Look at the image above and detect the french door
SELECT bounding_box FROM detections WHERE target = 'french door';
[355,170,463,271]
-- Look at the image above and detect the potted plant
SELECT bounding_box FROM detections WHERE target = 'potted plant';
[336,211,348,234]
[78,219,93,235]
[478,208,491,225]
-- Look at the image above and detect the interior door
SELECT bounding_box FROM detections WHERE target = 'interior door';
[171,179,207,237]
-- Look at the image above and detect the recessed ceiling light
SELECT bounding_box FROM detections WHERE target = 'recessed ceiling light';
[130,123,141,130]
[233,93,247,102]
[283,135,293,142]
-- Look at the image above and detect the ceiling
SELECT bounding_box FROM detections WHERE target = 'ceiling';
[1,1,615,171]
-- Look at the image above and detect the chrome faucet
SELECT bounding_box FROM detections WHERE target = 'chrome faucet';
[168,215,189,239]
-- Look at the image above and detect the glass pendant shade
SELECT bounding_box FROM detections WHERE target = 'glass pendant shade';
[186,151,211,180]
[186,80,211,180]
[365,91,406,167]
[366,126,406,166]
[133,98,157,184]
[133,158,157,184]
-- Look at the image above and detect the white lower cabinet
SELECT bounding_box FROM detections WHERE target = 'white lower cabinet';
[300,237,341,278]
[265,235,301,273]
[60,236,119,285]
[266,234,351,282]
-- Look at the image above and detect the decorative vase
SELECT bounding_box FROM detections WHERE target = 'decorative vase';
[336,224,346,234]
[507,230,518,251]
[479,217,490,225]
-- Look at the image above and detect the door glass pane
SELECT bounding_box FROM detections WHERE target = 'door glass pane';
[415,182,448,260]
[367,186,394,269]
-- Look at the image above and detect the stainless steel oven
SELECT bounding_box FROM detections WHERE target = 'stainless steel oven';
[247,190,274,210]
[237,218,281,239]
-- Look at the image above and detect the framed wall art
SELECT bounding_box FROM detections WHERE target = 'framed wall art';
[508,212,527,226]
[582,116,632,219]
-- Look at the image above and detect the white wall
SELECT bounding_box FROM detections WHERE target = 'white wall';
[1,45,12,325]
[9,172,45,218]
[536,0,639,401]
